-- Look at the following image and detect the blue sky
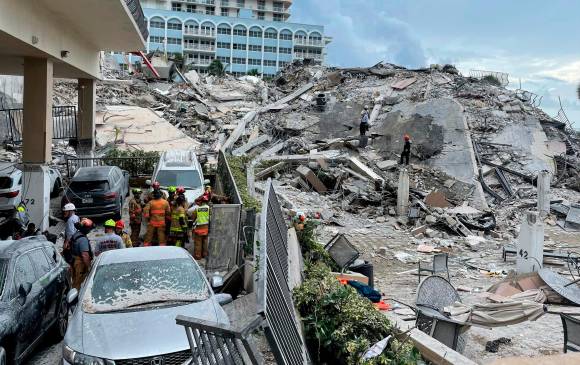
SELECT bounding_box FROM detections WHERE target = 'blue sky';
[290,0,580,127]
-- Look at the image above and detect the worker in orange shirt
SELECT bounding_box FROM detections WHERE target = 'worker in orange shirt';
[143,189,171,246]
[190,195,210,260]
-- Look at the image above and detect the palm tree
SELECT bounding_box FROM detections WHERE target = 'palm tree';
[247,69,260,76]
[208,60,225,77]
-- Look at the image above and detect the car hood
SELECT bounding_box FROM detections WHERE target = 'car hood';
[70,298,227,360]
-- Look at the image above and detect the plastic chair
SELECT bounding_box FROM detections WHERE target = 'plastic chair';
[418,253,450,283]
[561,313,580,353]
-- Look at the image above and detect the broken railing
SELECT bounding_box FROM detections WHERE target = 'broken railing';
[176,315,263,365]
[1,105,77,143]
[255,179,310,365]
[469,69,510,87]
[65,156,157,178]
[125,0,149,40]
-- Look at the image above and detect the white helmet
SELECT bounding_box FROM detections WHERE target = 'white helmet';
[63,203,76,212]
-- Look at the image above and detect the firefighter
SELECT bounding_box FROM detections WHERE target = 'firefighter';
[128,188,143,246]
[143,189,171,246]
[145,181,167,202]
[166,186,177,243]
[169,194,188,248]
[176,186,188,207]
[115,220,132,248]
[70,218,94,290]
[190,195,210,260]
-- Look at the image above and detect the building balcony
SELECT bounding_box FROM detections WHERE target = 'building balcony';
[183,0,215,4]
[125,0,149,40]
[294,52,322,61]
[183,28,216,38]
[184,44,216,52]
[186,59,212,66]
[294,39,324,47]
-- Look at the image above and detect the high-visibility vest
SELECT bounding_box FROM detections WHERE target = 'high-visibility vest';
[195,205,210,226]
[171,206,187,232]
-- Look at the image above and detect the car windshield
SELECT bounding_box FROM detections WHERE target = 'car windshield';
[70,180,109,192]
[0,260,7,296]
[156,170,202,190]
[0,177,12,190]
[83,258,210,313]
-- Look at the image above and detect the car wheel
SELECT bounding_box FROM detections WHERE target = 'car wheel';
[50,179,61,198]
[0,346,6,365]
[51,293,69,341]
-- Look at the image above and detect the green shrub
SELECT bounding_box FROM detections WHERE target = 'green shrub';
[103,148,159,177]
[226,154,261,211]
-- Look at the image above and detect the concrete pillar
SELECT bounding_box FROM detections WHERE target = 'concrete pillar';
[22,58,53,231]
[77,78,96,158]
[397,168,409,216]
[537,170,551,217]
[516,211,544,274]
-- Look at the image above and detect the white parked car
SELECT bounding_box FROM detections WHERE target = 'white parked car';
[0,162,62,214]
[148,150,205,205]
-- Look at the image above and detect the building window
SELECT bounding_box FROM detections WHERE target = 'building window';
[218,27,232,35]
[167,22,182,30]
[221,8,229,16]
[222,0,229,6]
[249,30,262,38]
[257,0,266,10]
[248,58,261,65]
[264,46,276,53]
[206,6,215,15]
[236,0,245,8]
[257,12,265,20]
[273,14,282,22]
[248,44,262,52]
[150,36,165,43]
[167,37,181,45]
[150,21,165,29]
[217,42,231,49]
[186,4,196,12]
[279,33,292,40]
[232,57,245,64]
[279,47,291,54]
[217,56,229,63]
[279,61,289,68]
[233,28,247,36]
[263,60,276,67]
[233,43,247,50]
[264,31,277,39]
[171,2,182,11]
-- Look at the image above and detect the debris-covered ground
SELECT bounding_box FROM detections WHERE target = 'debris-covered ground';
[3,59,580,364]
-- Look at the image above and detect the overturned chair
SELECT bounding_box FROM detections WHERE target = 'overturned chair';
[176,315,263,364]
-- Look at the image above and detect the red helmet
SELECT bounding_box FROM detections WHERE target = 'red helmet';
[152,181,161,190]
[404,134,410,141]
[80,218,94,228]
[115,220,125,229]
[176,186,186,194]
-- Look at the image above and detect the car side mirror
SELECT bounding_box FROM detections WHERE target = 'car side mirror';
[145,179,152,186]
[215,293,233,306]
[18,283,32,305]
[67,288,79,305]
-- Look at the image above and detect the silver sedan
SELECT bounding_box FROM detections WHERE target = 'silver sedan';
[62,246,231,364]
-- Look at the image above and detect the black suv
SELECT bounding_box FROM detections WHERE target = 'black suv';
[62,166,130,219]
[0,236,70,364]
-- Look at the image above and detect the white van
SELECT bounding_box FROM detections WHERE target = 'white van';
[149,150,205,205]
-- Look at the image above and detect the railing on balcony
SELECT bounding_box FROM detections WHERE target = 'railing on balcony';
[125,0,149,40]
[185,0,215,4]
[184,44,216,51]
[294,38,324,47]
[294,52,322,61]
[184,28,216,37]
[186,59,213,66]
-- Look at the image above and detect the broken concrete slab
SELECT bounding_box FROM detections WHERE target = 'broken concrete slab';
[348,156,384,182]
[232,135,271,156]
[376,159,398,170]
[425,191,451,208]
[391,77,417,90]
[296,165,327,193]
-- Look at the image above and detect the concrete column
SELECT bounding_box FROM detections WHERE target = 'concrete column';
[516,211,544,274]
[537,170,551,217]
[397,168,409,216]
[22,58,53,231]
[77,78,96,157]
[22,58,53,163]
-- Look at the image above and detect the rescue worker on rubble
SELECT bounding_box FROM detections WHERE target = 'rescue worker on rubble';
[94,219,125,256]
[190,195,210,260]
[360,105,370,136]
[400,134,412,165]
[115,220,132,248]
[128,188,143,246]
[143,188,171,246]
[70,218,94,290]
[169,194,189,247]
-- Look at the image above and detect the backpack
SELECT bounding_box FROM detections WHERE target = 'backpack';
[69,232,94,261]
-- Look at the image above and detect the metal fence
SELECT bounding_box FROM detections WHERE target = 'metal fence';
[176,315,263,365]
[66,156,158,178]
[1,105,78,143]
[207,204,242,272]
[256,179,310,365]
[216,149,243,205]
[125,0,149,40]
